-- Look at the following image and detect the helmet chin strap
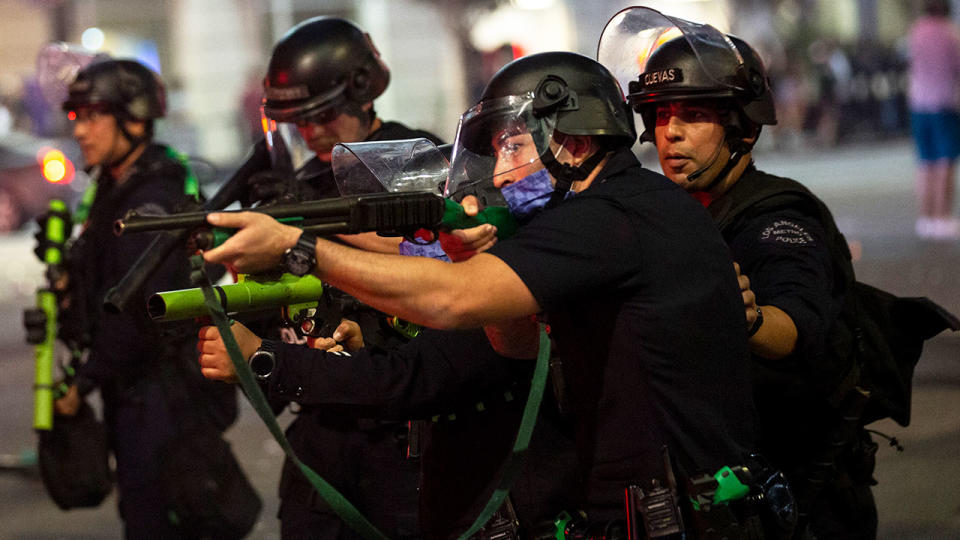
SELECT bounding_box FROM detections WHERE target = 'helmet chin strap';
[685,127,752,193]
[539,144,607,209]
[108,115,149,169]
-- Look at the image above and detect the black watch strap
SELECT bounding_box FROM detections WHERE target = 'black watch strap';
[248,340,278,381]
[747,306,764,337]
[282,230,318,276]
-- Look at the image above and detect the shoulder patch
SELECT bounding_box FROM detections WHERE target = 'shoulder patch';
[758,219,817,246]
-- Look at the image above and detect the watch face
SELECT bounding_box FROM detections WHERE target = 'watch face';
[283,233,317,276]
[249,350,275,379]
[285,250,313,276]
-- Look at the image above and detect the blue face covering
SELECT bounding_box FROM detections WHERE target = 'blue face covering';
[398,239,451,262]
[500,168,555,220]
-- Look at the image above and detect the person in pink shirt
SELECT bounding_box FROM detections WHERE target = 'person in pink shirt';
[908,0,960,238]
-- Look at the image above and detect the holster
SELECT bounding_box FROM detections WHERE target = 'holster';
[681,458,797,540]
[622,450,796,540]
[468,496,521,540]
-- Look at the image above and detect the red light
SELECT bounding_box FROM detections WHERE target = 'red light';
[37,147,75,184]
[511,43,526,59]
[67,110,77,121]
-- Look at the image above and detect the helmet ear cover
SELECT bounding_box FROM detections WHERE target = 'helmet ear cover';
[532,76,579,117]
[350,67,371,98]
[745,66,766,99]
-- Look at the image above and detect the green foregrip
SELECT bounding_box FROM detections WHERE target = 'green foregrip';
[442,199,518,239]
[33,290,57,431]
[712,466,749,504]
[553,511,574,540]
[149,273,325,321]
[44,200,67,265]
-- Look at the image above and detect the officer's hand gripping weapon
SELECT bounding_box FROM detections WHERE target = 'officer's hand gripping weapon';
[135,192,516,337]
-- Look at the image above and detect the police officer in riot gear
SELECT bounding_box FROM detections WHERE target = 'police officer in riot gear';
[236,16,442,540]
[600,7,874,538]
[199,50,785,539]
[243,16,440,204]
[54,58,241,538]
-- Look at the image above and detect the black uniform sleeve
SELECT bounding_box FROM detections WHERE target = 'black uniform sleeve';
[487,194,643,312]
[728,206,840,363]
[265,328,532,420]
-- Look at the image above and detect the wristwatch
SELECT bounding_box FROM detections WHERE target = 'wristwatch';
[747,306,764,337]
[247,340,278,381]
[281,230,318,277]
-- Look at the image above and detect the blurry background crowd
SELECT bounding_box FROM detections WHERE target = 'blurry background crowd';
[0,0,939,232]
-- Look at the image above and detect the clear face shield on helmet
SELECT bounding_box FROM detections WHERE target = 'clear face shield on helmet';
[330,137,449,196]
[260,105,318,177]
[444,93,565,219]
[597,6,747,130]
[330,137,452,260]
[36,42,107,106]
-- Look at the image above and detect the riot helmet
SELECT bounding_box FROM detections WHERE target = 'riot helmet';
[598,6,775,142]
[445,51,636,208]
[262,16,390,124]
[598,7,775,191]
[62,59,165,164]
[261,17,391,171]
[62,58,166,122]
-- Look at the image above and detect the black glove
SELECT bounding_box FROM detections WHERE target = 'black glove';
[246,170,313,205]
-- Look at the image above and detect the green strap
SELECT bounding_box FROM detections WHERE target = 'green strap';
[190,255,388,540]
[73,176,98,224]
[190,254,549,540]
[455,323,550,540]
[166,147,200,201]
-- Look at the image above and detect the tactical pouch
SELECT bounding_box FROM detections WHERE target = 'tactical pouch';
[682,461,797,540]
[156,346,259,539]
[38,401,113,509]
[157,422,262,539]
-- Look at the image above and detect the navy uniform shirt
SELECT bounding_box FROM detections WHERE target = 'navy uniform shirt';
[74,143,195,389]
[265,327,536,539]
[708,166,846,472]
[487,149,757,516]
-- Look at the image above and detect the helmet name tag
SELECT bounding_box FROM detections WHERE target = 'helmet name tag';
[641,68,683,88]
[265,85,310,101]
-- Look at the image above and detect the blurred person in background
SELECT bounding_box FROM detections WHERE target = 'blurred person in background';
[52,58,239,538]
[807,39,851,148]
[908,0,960,239]
[769,49,810,152]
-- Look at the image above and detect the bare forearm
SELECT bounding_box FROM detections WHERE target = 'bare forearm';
[748,305,798,360]
[201,211,540,328]
[335,231,403,253]
[312,238,539,328]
